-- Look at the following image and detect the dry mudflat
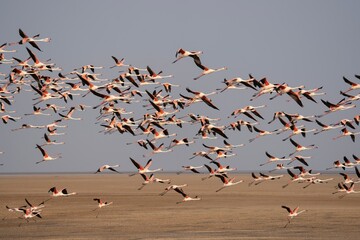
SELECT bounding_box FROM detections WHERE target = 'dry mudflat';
[0,173,359,239]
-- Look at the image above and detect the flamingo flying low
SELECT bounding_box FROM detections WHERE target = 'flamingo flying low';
[281,205,306,228]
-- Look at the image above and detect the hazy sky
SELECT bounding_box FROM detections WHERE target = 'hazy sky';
[0,1,359,173]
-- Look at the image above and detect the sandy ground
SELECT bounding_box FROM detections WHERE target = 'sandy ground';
[0,173,359,240]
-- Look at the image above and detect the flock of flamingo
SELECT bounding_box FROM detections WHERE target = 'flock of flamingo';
[1,29,359,227]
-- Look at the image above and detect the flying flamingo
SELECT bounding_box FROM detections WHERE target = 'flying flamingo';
[48,187,76,197]
[35,144,61,164]
[18,208,42,226]
[313,119,342,135]
[159,184,188,196]
[110,56,129,69]
[173,48,203,64]
[214,174,243,192]
[282,169,307,188]
[249,126,279,143]
[128,157,162,176]
[259,151,291,166]
[174,188,201,204]
[192,55,227,80]
[95,164,121,174]
[288,138,318,157]
[342,75,360,93]
[177,165,203,175]
[39,133,65,146]
[201,164,228,181]
[302,177,333,189]
[92,198,113,217]
[9,28,51,51]
[333,128,360,142]
[338,183,360,199]
[281,205,306,228]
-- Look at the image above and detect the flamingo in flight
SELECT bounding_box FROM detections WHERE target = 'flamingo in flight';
[192,55,227,80]
[342,75,360,93]
[92,198,113,217]
[214,174,243,192]
[9,28,51,51]
[173,48,203,64]
[110,56,129,69]
[35,144,61,164]
[174,188,201,204]
[39,133,65,146]
[338,182,360,199]
[48,187,76,197]
[333,128,360,142]
[288,138,318,157]
[177,165,203,175]
[302,177,333,189]
[259,151,291,166]
[281,205,306,228]
[128,157,162,176]
[159,184,188,196]
[95,164,121,174]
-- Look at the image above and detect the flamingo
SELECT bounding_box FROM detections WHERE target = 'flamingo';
[177,165,203,175]
[249,126,279,143]
[35,144,61,164]
[201,164,228,181]
[174,188,201,204]
[18,208,42,226]
[259,151,291,166]
[269,164,294,173]
[211,161,237,174]
[0,42,16,53]
[293,166,320,177]
[58,107,82,121]
[48,187,76,197]
[95,164,121,174]
[189,151,213,161]
[281,205,306,228]
[332,182,348,195]
[302,177,333,189]
[159,184,188,196]
[129,157,162,176]
[317,98,356,118]
[214,174,243,192]
[342,75,360,93]
[3,205,27,220]
[326,160,346,171]
[92,198,113,217]
[338,183,360,199]
[1,114,21,124]
[313,119,342,135]
[144,139,173,157]
[192,55,227,80]
[288,138,318,157]
[9,28,51,51]
[74,64,104,73]
[333,128,360,142]
[287,155,311,166]
[273,84,304,107]
[39,133,65,146]
[168,138,195,149]
[24,198,47,212]
[137,173,170,190]
[184,87,219,110]
[173,48,203,64]
[144,66,173,81]
[24,106,51,116]
[110,56,129,69]
[282,169,308,188]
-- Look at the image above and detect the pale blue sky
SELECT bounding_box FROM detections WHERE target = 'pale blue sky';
[0,1,359,173]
